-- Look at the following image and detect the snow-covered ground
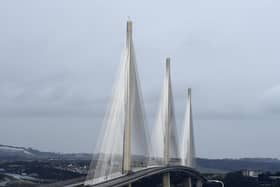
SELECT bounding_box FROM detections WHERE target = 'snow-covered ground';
[0,145,34,156]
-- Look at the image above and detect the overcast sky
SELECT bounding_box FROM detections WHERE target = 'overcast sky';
[0,0,280,159]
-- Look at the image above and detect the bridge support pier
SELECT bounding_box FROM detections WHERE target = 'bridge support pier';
[163,173,171,187]
[196,180,203,187]
[183,177,192,187]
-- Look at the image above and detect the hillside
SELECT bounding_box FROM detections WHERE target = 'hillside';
[0,145,92,161]
[1,145,280,172]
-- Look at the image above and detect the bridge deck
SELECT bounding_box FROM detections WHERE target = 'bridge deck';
[87,166,206,187]
[40,166,206,187]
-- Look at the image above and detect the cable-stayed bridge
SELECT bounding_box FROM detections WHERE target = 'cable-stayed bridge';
[42,21,209,187]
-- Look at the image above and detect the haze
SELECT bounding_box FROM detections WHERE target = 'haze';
[0,0,280,159]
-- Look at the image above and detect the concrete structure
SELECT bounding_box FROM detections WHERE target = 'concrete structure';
[163,173,171,187]
[182,88,196,168]
[164,58,171,165]
[196,180,203,187]
[163,58,172,187]
[122,20,133,175]
[42,166,205,187]
[183,177,192,187]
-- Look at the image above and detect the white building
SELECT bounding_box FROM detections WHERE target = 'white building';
[242,169,263,177]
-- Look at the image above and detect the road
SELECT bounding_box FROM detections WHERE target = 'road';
[40,165,206,187]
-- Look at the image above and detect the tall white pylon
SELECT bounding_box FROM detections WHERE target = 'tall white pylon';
[163,58,171,165]
[122,20,133,175]
[181,88,196,168]
[85,20,150,185]
[122,20,150,174]
[151,58,179,164]
[163,58,172,187]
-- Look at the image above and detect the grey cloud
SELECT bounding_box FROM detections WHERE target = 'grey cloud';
[1,0,280,156]
[260,85,280,114]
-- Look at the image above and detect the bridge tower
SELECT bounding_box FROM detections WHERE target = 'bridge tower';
[163,58,171,166]
[181,88,196,187]
[163,58,172,187]
[122,20,133,175]
[182,88,196,168]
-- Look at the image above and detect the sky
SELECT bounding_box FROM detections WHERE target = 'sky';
[0,0,280,159]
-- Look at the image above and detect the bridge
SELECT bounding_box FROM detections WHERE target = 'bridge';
[42,166,206,187]
[42,21,218,187]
